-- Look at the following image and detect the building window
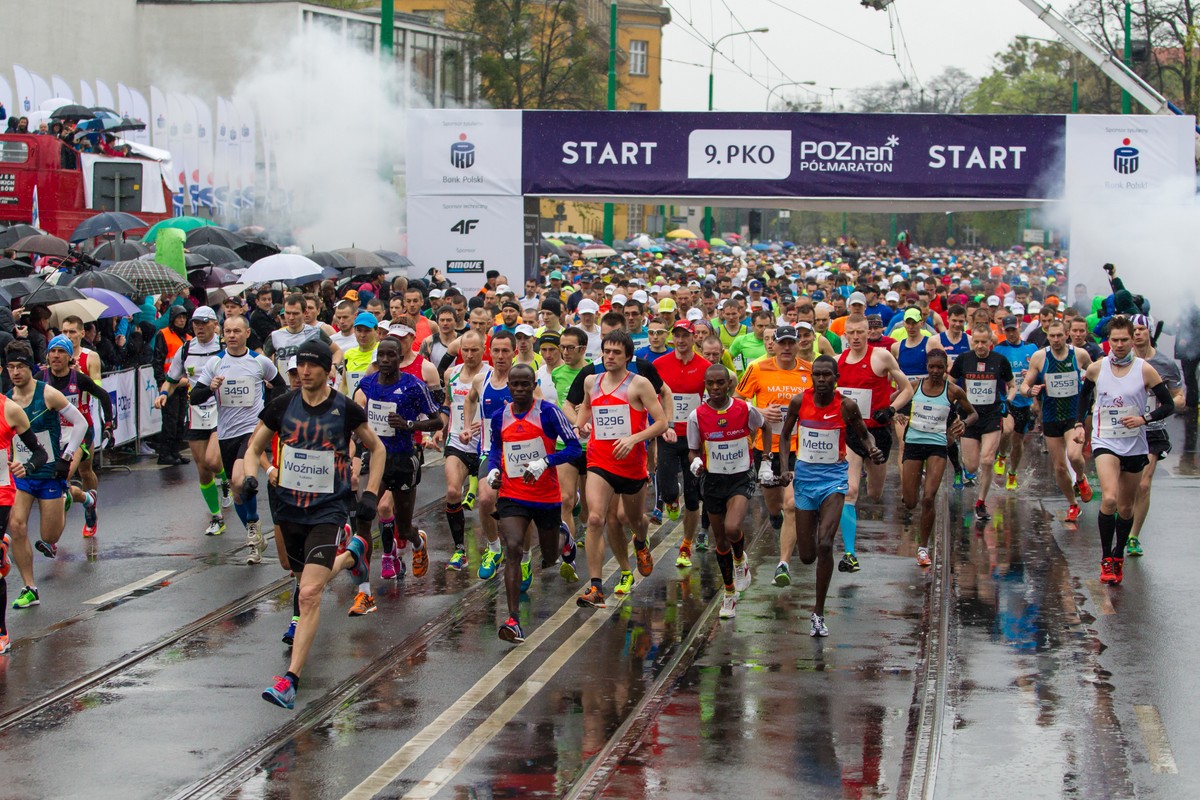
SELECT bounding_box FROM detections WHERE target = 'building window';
[627,204,644,234]
[629,102,646,111]
[629,40,648,76]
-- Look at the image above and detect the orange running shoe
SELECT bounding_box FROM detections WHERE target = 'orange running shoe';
[348,591,377,616]
[1110,557,1124,585]
[1065,504,1081,524]
[634,541,654,577]
[1076,477,1094,503]
[577,584,606,608]
[411,530,429,577]
[1099,558,1116,584]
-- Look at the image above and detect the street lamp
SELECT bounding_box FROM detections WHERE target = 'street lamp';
[704,26,768,240]
[765,80,817,111]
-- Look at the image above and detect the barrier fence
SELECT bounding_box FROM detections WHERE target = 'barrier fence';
[97,366,162,449]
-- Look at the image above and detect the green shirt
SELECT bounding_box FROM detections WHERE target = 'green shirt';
[552,360,591,451]
[822,329,842,354]
[729,333,767,375]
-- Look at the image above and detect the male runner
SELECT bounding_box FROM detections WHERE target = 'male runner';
[486,363,581,643]
[949,327,1015,521]
[993,315,1038,491]
[552,327,592,538]
[341,312,380,398]
[58,315,105,497]
[687,364,763,619]
[328,300,358,356]
[938,304,971,487]
[439,330,486,570]
[1074,316,1174,584]
[1127,315,1181,557]
[779,355,884,637]
[263,293,339,380]
[249,340,385,710]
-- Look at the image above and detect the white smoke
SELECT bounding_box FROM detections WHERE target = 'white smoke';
[231,27,418,251]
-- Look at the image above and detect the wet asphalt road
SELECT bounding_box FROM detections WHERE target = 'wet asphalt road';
[0,413,1197,799]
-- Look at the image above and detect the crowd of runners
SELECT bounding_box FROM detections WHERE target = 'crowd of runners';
[0,239,1190,713]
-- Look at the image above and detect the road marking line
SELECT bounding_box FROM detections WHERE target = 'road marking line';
[340,534,674,800]
[1134,705,1178,774]
[1084,579,1115,615]
[84,570,176,606]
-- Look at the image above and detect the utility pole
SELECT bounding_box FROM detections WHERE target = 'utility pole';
[381,0,394,56]
[1122,1,1132,114]
[602,2,617,245]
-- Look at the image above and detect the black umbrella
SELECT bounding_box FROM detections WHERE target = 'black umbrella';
[539,240,569,258]
[69,212,149,243]
[184,252,215,269]
[334,247,388,268]
[64,270,139,296]
[234,236,280,264]
[188,244,244,266]
[50,104,93,121]
[11,234,70,257]
[7,283,87,306]
[308,250,352,269]
[91,240,149,261]
[188,265,242,289]
[185,226,244,249]
[0,258,34,280]
[374,249,413,267]
[0,225,43,250]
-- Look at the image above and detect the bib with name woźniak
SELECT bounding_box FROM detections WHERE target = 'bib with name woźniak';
[279,445,336,494]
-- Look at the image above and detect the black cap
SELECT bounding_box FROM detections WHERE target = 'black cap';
[486,270,501,280]
[502,300,522,312]
[579,272,593,281]
[169,304,190,319]
[295,339,333,371]
[774,325,799,341]
[1002,315,1019,329]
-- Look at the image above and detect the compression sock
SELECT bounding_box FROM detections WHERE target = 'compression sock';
[379,515,396,555]
[948,442,962,473]
[1098,512,1116,558]
[199,480,220,515]
[715,548,735,590]
[1114,514,1134,557]
[467,474,478,497]
[243,493,259,522]
[730,532,745,560]
[840,503,858,555]
[233,501,250,527]
[446,502,465,548]
[291,578,300,618]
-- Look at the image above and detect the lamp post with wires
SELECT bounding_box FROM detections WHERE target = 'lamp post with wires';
[765,80,817,111]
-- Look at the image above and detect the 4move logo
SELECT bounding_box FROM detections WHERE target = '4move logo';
[1114,137,1139,174]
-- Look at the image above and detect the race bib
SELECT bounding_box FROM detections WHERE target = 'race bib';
[1098,407,1139,439]
[732,353,745,372]
[504,438,547,476]
[909,401,949,434]
[966,379,996,405]
[449,392,469,435]
[1045,371,1078,398]
[279,445,336,494]
[0,456,7,487]
[345,371,367,397]
[367,400,397,438]
[189,403,218,431]
[707,438,750,475]
[798,425,840,464]
[594,405,631,440]
[673,393,701,424]
[839,387,872,417]
[13,430,53,463]
[220,377,254,408]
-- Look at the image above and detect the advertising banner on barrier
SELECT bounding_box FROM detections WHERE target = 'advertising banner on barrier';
[102,369,138,447]
[407,109,523,197]
[408,195,525,294]
[137,366,163,439]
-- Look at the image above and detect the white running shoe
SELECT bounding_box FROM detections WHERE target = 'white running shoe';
[246,520,263,565]
[220,480,233,508]
[719,590,737,619]
[205,516,225,537]
[733,555,751,592]
[810,612,829,637]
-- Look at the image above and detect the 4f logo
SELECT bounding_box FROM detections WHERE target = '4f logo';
[451,219,479,235]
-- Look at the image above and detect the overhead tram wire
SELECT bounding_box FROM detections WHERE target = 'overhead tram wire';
[888,2,923,92]
[717,0,804,91]
[761,0,895,58]
[661,0,777,96]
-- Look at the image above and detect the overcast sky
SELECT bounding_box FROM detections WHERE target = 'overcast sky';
[658,0,1052,111]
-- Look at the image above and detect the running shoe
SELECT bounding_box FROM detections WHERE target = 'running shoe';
[348,591,377,616]
[0,533,9,577]
[634,543,654,576]
[810,612,829,637]
[498,616,526,644]
[1076,477,1094,503]
[1126,537,1143,557]
[246,520,264,565]
[560,528,578,581]
[916,547,932,567]
[0,633,9,655]
[12,586,38,609]
[733,555,751,591]
[520,559,533,592]
[380,553,398,580]
[220,479,233,508]
[411,531,429,578]
[1111,557,1125,584]
[262,675,296,709]
[204,515,225,537]
[962,471,977,487]
[82,490,98,537]
[577,585,606,608]
[665,500,681,521]
[478,548,503,579]
[1100,557,1116,584]
[719,590,737,619]
[675,544,692,569]
[649,507,663,525]
[993,455,1006,476]
[695,530,709,551]
[1005,472,1018,491]
[462,490,476,511]
[974,500,990,521]
[282,616,298,646]
[772,563,791,587]
[447,548,469,571]
[1065,504,1082,524]
[34,540,57,559]
[838,553,861,573]
[614,570,635,595]
[952,471,964,490]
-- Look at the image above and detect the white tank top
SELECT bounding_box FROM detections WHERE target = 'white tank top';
[1091,356,1149,456]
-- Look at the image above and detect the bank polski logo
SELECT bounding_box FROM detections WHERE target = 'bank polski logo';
[450,133,475,169]
[1113,138,1139,174]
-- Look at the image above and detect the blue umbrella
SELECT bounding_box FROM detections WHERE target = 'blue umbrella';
[69,212,149,243]
[751,243,771,251]
[80,287,141,318]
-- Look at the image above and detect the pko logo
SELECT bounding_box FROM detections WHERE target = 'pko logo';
[447,260,484,274]
[450,219,479,234]
[450,133,475,169]
[1114,138,1139,174]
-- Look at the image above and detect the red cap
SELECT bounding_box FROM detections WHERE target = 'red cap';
[672,320,694,334]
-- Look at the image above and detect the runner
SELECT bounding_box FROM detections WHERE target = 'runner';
[57,315,106,497]
[247,340,386,710]
[835,314,914,572]
[1020,319,1094,523]
[993,315,1038,491]
[575,331,669,608]
[155,307,230,537]
[5,341,89,609]
[263,293,340,380]
[1074,316,1175,584]
[779,355,885,637]
[190,315,280,564]
[486,363,582,643]
[949,326,1015,521]
[898,349,976,567]
[938,304,971,487]
[341,312,380,398]
[687,364,764,619]
[328,299,358,356]
[438,330,486,570]
[551,327,592,539]
[353,338,443,608]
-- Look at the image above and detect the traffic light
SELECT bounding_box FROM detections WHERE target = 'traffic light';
[748,210,762,239]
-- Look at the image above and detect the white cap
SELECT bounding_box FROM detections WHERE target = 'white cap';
[429,288,445,299]
[496,284,511,294]
[1028,300,1043,313]
[885,291,900,302]
[577,299,600,315]
[986,295,1001,307]
[611,294,627,305]
[286,356,298,373]
[686,307,704,322]
[1011,302,1026,315]
[192,306,218,321]
[631,290,648,304]
[604,284,615,295]
[390,323,416,337]
[515,323,536,337]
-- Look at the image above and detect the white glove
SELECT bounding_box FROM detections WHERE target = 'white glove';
[486,468,502,489]
[690,457,704,476]
[758,461,775,483]
[523,458,548,480]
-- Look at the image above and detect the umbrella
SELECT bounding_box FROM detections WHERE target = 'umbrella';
[725,233,742,241]
[207,283,249,305]
[0,258,34,280]
[91,240,149,261]
[183,252,215,270]
[709,237,727,247]
[15,285,87,306]
[0,225,44,249]
[186,226,244,249]
[48,298,109,327]
[105,259,191,296]
[65,270,138,296]
[74,116,146,136]
[10,234,69,257]
[142,217,218,242]
[240,253,325,285]
[688,240,710,250]
[188,244,243,266]
[50,104,93,121]
[79,288,141,318]
[582,245,617,259]
[539,240,569,258]
[333,248,388,268]
[666,229,697,239]
[69,212,149,243]
[374,250,413,267]
[234,236,281,263]
[188,265,242,289]
[307,250,352,269]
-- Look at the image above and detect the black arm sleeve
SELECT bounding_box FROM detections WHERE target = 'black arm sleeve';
[1146,382,1176,422]
[1076,377,1096,424]
[190,382,214,405]
[18,428,49,473]
[637,358,664,393]
[566,368,591,406]
[844,425,871,458]
[79,373,113,425]
[436,352,456,378]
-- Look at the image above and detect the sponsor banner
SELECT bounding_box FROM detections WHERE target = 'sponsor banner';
[407,109,523,196]
[101,369,139,447]
[520,111,1066,200]
[138,366,164,439]
[1064,114,1195,203]
[407,194,525,294]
